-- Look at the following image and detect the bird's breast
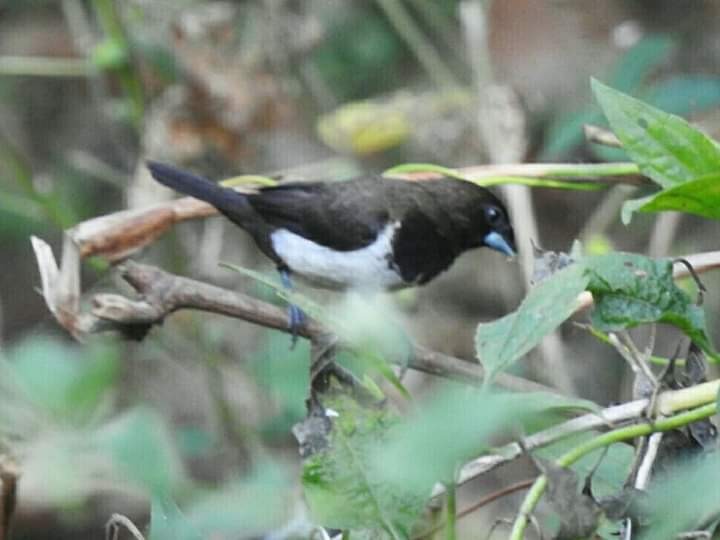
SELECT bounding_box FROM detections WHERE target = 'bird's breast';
[269,222,406,290]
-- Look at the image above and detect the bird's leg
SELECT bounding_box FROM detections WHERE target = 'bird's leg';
[279,268,304,346]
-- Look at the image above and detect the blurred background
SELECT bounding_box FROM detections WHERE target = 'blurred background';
[2,1,720,538]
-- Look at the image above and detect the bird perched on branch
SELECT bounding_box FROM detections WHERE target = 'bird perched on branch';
[147,161,516,329]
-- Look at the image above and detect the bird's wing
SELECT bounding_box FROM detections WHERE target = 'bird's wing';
[248,179,393,251]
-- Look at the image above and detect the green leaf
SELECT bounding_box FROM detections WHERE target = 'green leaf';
[150,495,202,540]
[372,389,594,498]
[620,193,656,225]
[641,75,720,117]
[475,264,589,384]
[536,437,634,498]
[91,38,129,69]
[2,336,118,425]
[541,108,603,160]
[639,453,720,540]
[592,79,720,188]
[622,173,720,222]
[186,463,293,538]
[608,35,675,93]
[542,35,674,159]
[93,407,186,493]
[585,252,717,359]
[150,465,293,540]
[250,331,311,437]
[303,392,420,539]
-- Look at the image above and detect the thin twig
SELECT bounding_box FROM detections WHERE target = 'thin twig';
[0,56,91,77]
[457,479,534,521]
[375,0,460,89]
[105,513,145,540]
[415,479,534,539]
[0,457,19,540]
[634,431,663,490]
[584,124,623,148]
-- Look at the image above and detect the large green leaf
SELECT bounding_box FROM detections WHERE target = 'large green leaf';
[475,264,589,384]
[585,253,716,359]
[302,392,421,539]
[1,336,118,427]
[622,173,720,223]
[372,389,595,501]
[150,465,292,540]
[608,35,675,94]
[150,495,202,540]
[641,75,720,116]
[592,79,720,188]
[639,453,720,539]
[186,464,293,538]
[92,407,186,493]
[542,35,675,160]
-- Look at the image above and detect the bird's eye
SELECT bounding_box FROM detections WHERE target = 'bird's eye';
[485,206,502,224]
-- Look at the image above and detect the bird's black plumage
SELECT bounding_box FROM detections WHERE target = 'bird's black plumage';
[147,161,515,290]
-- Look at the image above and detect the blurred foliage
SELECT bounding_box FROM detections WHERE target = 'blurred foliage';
[308,7,407,101]
[2,2,720,539]
[0,336,185,505]
[542,35,720,160]
[638,452,720,539]
[150,462,294,540]
[249,331,310,438]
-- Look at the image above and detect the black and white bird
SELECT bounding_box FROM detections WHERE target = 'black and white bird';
[147,159,516,324]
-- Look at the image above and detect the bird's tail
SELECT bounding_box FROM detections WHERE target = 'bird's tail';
[147,160,251,218]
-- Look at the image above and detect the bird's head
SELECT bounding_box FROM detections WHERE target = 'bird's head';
[479,202,516,257]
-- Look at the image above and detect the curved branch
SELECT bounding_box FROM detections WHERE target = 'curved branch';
[90,261,552,394]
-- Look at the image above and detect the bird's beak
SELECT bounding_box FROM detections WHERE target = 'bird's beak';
[484,231,516,257]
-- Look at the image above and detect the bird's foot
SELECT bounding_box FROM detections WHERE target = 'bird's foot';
[288,303,305,348]
[279,268,305,348]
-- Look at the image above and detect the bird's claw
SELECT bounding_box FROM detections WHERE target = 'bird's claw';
[288,303,305,348]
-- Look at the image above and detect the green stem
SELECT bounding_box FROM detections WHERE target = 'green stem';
[91,0,144,130]
[375,0,460,89]
[384,162,641,182]
[539,162,640,178]
[0,135,75,228]
[472,176,603,191]
[582,325,683,366]
[509,402,717,540]
[0,56,91,77]
[445,480,457,540]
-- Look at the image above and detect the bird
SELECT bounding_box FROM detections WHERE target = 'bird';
[147,161,516,329]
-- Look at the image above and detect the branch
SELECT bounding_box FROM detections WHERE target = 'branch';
[509,401,717,540]
[0,456,18,540]
[448,378,720,492]
[88,260,550,394]
[583,124,622,148]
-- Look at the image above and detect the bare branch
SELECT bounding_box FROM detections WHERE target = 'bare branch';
[105,513,145,540]
[91,261,551,394]
[584,124,622,148]
[0,456,19,540]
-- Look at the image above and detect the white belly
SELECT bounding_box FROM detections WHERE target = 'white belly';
[270,223,405,290]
